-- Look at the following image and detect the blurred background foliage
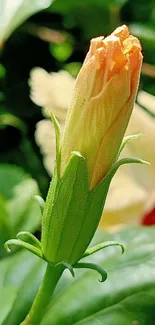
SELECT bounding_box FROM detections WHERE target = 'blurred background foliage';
[0,0,155,247]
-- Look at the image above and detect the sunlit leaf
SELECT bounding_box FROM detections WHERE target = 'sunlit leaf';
[64,62,82,77]
[50,42,73,62]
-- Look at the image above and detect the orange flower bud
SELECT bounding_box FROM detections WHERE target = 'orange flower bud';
[61,25,143,189]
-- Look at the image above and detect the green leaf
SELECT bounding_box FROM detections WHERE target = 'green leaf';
[7,178,41,235]
[0,64,6,79]
[50,0,127,13]
[50,42,73,62]
[0,114,26,134]
[0,196,10,257]
[0,0,53,42]
[0,165,41,253]
[40,227,155,325]
[64,62,82,78]
[0,196,9,230]
[2,227,155,325]
[2,251,45,325]
[0,287,18,325]
[75,289,155,324]
[0,164,27,199]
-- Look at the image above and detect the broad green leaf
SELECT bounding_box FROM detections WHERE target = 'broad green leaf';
[0,165,41,253]
[76,288,155,325]
[0,250,45,325]
[41,227,155,325]
[3,258,45,325]
[0,164,27,199]
[0,196,9,229]
[7,178,41,235]
[0,196,10,257]
[0,232,111,325]
[2,227,155,325]
[0,0,53,42]
[0,287,18,325]
[1,250,42,288]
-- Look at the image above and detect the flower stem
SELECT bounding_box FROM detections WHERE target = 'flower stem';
[20,263,64,325]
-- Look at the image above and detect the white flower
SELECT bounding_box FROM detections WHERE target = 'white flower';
[29,68,75,120]
[100,167,147,229]
[30,68,75,174]
[126,103,155,190]
[138,90,155,114]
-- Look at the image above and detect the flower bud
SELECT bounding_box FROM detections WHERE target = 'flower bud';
[61,25,143,189]
[41,26,144,265]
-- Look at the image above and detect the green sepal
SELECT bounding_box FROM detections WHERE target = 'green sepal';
[69,156,149,263]
[82,240,124,259]
[116,134,142,160]
[41,151,89,264]
[50,111,61,177]
[4,238,43,259]
[41,125,149,265]
[56,261,75,277]
[34,195,45,214]
[16,231,42,248]
[73,262,107,282]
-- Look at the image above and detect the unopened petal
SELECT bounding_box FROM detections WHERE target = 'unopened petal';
[61,25,143,188]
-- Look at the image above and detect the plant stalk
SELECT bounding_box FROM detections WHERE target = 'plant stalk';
[20,262,64,325]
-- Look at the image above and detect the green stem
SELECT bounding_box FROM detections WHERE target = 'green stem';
[20,263,64,325]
